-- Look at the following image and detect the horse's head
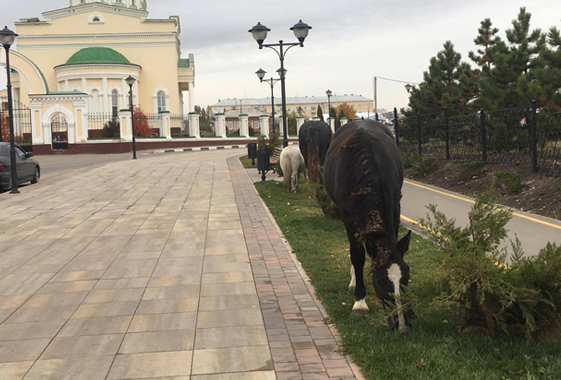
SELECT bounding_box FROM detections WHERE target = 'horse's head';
[368,230,415,333]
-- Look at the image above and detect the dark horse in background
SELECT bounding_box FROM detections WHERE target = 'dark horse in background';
[323,120,414,333]
[299,121,332,183]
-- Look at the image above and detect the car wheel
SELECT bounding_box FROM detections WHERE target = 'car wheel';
[31,167,40,184]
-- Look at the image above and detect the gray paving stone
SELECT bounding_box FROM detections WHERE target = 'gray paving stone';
[199,295,259,311]
[192,372,276,380]
[195,325,267,349]
[59,316,132,337]
[72,301,139,319]
[0,361,34,380]
[41,334,123,360]
[129,312,197,332]
[119,330,195,354]
[136,298,199,315]
[107,351,192,379]
[23,356,114,380]
[192,345,273,375]
[196,308,263,329]
[200,282,256,297]
[0,339,51,362]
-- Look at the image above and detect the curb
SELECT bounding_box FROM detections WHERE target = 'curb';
[154,141,300,154]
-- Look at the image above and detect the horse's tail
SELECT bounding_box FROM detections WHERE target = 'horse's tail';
[307,128,322,183]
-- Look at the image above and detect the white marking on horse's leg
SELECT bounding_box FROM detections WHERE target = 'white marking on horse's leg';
[388,263,408,333]
[348,265,356,288]
[352,299,369,313]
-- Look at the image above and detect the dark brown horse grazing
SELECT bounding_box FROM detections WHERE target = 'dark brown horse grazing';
[298,121,332,183]
[323,120,413,333]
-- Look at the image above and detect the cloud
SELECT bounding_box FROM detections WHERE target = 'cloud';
[1,0,560,110]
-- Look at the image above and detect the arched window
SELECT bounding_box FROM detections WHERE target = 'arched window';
[157,91,166,113]
[111,89,119,117]
[93,17,100,22]
[90,89,101,113]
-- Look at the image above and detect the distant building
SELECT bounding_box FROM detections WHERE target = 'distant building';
[0,0,195,152]
[212,94,374,119]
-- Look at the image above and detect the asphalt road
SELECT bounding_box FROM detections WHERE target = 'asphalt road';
[3,150,560,257]
[401,179,561,257]
[0,151,153,195]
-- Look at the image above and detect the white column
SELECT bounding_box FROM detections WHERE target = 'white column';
[239,114,249,138]
[297,117,305,135]
[188,112,200,139]
[328,117,335,133]
[102,77,108,113]
[30,104,43,145]
[340,117,348,126]
[279,118,284,138]
[188,82,195,112]
[216,113,226,138]
[260,115,269,137]
[120,110,132,141]
[82,78,88,94]
[65,79,70,91]
[161,112,172,140]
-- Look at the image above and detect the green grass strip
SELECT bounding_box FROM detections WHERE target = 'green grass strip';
[254,180,561,380]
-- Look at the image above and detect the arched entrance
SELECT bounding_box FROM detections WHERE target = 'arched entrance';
[51,114,68,150]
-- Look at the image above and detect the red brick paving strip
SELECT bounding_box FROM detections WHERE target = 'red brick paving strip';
[228,157,365,380]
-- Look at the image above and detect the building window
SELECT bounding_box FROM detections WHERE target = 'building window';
[228,122,233,130]
[157,91,166,113]
[111,89,119,117]
[90,89,101,113]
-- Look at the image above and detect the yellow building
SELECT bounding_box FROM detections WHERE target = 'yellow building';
[0,0,195,152]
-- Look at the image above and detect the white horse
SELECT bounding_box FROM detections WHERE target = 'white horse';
[280,146,307,193]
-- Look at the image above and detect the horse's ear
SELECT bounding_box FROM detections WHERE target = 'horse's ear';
[397,230,412,256]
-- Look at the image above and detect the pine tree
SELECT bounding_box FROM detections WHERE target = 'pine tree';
[469,19,501,71]
[316,105,324,121]
[478,7,545,109]
[408,41,474,115]
[520,25,561,110]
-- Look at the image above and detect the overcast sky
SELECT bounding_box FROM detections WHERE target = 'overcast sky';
[1,0,560,110]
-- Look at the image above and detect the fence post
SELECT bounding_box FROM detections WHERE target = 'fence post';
[417,113,422,155]
[480,108,487,163]
[444,107,450,160]
[393,107,399,147]
[531,100,538,173]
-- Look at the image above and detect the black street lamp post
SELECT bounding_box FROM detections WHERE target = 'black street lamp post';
[249,20,312,147]
[1,26,19,194]
[125,75,137,160]
[256,68,281,136]
[326,89,332,128]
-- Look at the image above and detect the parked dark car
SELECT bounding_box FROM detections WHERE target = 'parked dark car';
[0,142,40,190]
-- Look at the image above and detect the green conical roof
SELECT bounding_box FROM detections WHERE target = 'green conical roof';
[64,47,133,66]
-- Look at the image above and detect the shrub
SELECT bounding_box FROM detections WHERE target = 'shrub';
[401,153,420,169]
[257,133,281,153]
[412,157,439,177]
[421,191,561,338]
[493,171,523,194]
[457,161,486,181]
[315,185,340,219]
[133,107,151,137]
[103,118,120,138]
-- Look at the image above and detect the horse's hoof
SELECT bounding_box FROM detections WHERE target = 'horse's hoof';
[352,308,370,317]
[352,299,370,316]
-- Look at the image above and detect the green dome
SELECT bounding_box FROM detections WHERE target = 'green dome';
[64,47,133,66]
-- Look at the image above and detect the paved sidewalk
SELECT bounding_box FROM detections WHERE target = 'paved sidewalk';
[0,150,358,380]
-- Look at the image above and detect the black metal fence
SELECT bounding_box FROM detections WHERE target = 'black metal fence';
[169,114,189,137]
[1,98,32,143]
[145,114,162,137]
[87,113,118,138]
[382,101,561,177]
